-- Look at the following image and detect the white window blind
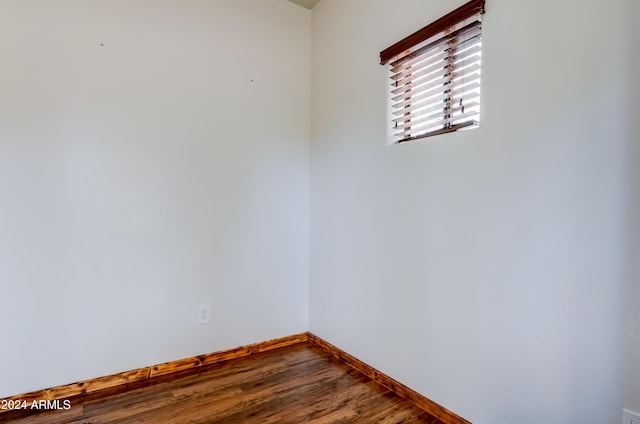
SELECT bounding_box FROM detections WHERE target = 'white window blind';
[380,0,485,143]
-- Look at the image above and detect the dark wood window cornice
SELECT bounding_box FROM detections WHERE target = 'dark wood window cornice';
[379,0,485,65]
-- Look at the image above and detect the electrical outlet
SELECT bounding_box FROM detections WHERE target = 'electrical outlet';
[623,408,640,424]
[198,304,210,325]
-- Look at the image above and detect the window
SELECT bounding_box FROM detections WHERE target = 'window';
[380,0,485,143]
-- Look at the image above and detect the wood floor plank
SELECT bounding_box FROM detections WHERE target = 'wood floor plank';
[4,345,444,424]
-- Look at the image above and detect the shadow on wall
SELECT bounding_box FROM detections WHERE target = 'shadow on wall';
[624,0,640,408]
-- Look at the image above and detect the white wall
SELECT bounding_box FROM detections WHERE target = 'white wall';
[0,0,310,398]
[310,0,635,423]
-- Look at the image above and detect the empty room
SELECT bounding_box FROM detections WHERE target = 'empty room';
[0,0,638,423]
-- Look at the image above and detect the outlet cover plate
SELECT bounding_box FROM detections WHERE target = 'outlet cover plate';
[623,408,640,424]
[198,304,210,325]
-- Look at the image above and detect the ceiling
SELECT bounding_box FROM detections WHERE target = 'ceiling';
[285,0,321,9]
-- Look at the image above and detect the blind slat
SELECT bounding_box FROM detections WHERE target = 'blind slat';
[390,21,482,72]
[392,38,481,80]
[391,65,481,96]
[393,93,480,123]
[394,111,480,138]
[392,44,482,87]
[393,101,480,131]
[392,80,481,110]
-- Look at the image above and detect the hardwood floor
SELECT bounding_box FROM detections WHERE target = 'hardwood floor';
[5,344,444,424]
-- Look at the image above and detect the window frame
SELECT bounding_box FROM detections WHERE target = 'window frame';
[380,0,485,144]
